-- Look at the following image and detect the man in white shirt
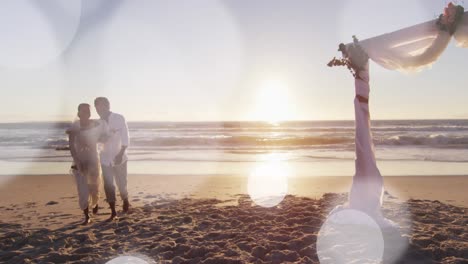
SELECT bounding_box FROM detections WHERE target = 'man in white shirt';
[94,97,130,221]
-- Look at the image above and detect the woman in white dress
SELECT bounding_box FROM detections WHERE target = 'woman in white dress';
[67,103,108,225]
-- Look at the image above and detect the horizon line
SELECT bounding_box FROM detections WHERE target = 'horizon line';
[1,118,467,124]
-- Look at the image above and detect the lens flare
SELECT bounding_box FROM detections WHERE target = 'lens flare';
[317,209,384,264]
[0,0,81,68]
[248,153,290,207]
[106,256,150,264]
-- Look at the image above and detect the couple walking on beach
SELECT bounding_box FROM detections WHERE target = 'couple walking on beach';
[66,47,389,228]
[67,97,130,225]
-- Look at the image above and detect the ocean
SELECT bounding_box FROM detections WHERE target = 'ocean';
[0,120,467,176]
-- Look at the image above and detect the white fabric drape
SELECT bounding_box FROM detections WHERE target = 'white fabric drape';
[454,11,468,47]
[347,11,468,72]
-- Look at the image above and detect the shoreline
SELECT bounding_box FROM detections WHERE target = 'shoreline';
[1,175,466,206]
[1,159,468,176]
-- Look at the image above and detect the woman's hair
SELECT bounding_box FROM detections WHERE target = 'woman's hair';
[78,103,90,111]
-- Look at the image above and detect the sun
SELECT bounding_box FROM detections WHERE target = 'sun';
[252,80,293,124]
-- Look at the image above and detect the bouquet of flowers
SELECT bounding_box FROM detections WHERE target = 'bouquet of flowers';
[436,2,465,34]
[327,36,369,78]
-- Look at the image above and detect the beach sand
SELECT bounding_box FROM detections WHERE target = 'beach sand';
[0,175,467,263]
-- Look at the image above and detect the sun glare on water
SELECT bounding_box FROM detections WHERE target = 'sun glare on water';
[252,80,293,124]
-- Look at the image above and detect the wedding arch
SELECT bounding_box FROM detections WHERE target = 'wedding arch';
[327,3,467,225]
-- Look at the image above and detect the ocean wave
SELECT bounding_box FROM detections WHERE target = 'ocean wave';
[30,134,468,150]
[129,136,353,147]
[127,134,468,149]
[1,120,468,151]
[128,125,468,134]
[10,152,466,163]
[381,134,468,146]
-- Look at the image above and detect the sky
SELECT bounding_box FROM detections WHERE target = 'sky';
[1,0,467,122]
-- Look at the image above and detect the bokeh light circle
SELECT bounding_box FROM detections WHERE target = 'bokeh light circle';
[105,256,150,264]
[0,0,81,69]
[59,0,245,196]
[247,155,289,207]
[317,209,384,264]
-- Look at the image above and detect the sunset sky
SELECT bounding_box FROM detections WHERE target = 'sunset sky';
[1,0,467,122]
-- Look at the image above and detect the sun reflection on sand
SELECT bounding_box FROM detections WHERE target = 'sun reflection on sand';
[247,153,291,207]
